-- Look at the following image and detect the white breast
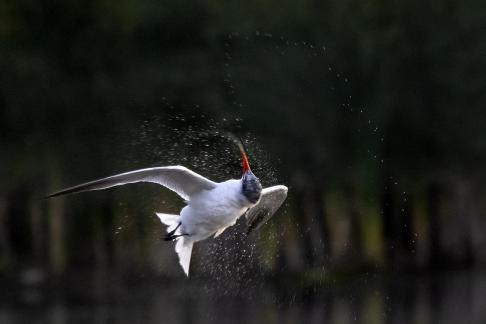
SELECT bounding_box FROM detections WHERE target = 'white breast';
[179,179,252,241]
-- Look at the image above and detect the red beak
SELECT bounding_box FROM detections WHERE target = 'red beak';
[238,143,251,173]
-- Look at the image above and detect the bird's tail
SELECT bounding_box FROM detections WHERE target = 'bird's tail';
[175,237,193,276]
[156,213,180,233]
[155,212,193,276]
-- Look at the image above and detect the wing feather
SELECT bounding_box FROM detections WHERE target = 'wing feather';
[45,166,217,201]
[245,185,288,234]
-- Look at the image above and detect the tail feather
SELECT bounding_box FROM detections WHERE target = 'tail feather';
[156,212,193,276]
[175,237,193,276]
[156,212,180,232]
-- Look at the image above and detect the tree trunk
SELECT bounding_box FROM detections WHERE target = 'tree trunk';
[0,196,12,267]
[48,196,66,275]
[382,176,413,270]
[344,184,364,266]
[428,182,444,268]
[30,197,44,263]
[292,171,329,268]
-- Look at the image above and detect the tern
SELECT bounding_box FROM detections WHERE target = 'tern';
[46,143,288,276]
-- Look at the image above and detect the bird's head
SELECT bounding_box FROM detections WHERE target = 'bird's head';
[239,142,262,204]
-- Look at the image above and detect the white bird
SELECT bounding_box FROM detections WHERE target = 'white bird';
[46,143,288,276]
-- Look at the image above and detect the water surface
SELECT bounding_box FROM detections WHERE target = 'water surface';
[2,270,485,324]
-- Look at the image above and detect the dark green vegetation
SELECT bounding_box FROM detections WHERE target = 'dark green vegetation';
[1,0,486,289]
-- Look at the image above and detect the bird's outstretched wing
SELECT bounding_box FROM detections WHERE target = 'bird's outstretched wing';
[45,166,217,201]
[245,185,288,234]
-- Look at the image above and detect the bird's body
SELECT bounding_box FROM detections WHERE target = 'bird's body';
[46,142,288,276]
[180,179,253,241]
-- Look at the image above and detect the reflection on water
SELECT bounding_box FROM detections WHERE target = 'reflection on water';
[1,270,485,324]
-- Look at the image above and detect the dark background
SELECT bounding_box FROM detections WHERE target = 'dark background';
[1,0,486,323]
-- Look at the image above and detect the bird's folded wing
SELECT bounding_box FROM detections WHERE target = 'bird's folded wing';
[245,185,288,234]
[45,166,217,201]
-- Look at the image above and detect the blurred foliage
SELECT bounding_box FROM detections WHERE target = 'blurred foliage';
[1,0,486,281]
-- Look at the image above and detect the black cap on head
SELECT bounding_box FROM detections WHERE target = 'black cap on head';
[242,170,262,204]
